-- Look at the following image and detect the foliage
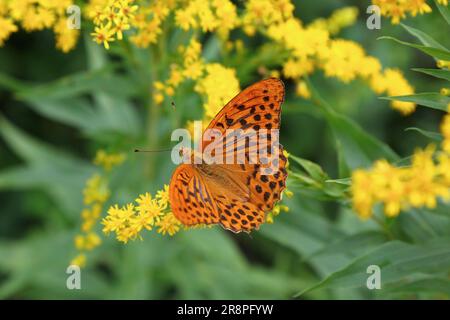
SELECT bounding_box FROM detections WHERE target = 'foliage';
[0,0,449,300]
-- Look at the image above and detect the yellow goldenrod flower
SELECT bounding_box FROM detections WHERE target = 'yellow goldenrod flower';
[91,23,115,49]
[266,203,289,223]
[319,40,368,83]
[370,68,416,115]
[283,57,314,79]
[153,92,164,105]
[71,148,125,267]
[103,186,176,242]
[175,0,238,38]
[351,121,450,219]
[135,193,164,220]
[310,6,358,35]
[165,86,175,97]
[437,60,450,69]
[242,0,294,34]
[183,61,204,80]
[156,185,170,209]
[71,254,87,268]
[156,212,181,236]
[167,66,184,87]
[372,0,435,24]
[0,17,17,46]
[53,18,79,53]
[83,174,110,205]
[0,0,80,51]
[296,81,311,99]
[90,0,140,48]
[441,112,450,153]
[94,149,126,171]
[284,189,293,198]
[194,63,240,120]
[75,233,102,250]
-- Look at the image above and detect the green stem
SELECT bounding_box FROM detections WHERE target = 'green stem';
[304,76,334,114]
[145,48,161,179]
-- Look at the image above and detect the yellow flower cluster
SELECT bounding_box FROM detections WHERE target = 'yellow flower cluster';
[153,37,204,104]
[241,0,294,36]
[352,109,450,218]
[70,149,126,267]
[296,81,311,99]
[181,37,204,80]
[194,63,241,120]
[93,149,125,171]
[102,185,182,242]
[86,0,417,114]
[264,5,416,114]
[310,6,359,35]
[266,204,290,224]
[442,105,450,153]
[88,0,138,49]
[438,60,450,69]
[370,68,416,114]
[0,0,79,52]
[71,174,108,267]
[372,0,448,24]
[129,0,174,48]
[153,37,241,127]
[175,0,238,39]
[90,0,238,49]
[152,37,204,104]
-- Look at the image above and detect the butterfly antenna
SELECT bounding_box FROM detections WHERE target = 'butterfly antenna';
[134,148,173,153]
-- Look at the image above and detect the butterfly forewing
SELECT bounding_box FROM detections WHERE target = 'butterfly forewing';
[170,78,288,233]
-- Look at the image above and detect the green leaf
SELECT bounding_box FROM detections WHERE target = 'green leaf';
[379,36,450,61]
[412,68,450,82]
[405,127,443,141]
[325,178,351,186]
[16,67,137,100]
[400,24,448,51]
[297,237,450,297]
[325,111,399,170]
[435,0,450,25]
[289,154,328,181]
[306,231,388,260]
[0,72,28,91]
[0,116,93,214]
[304,77,398,171]
[84,33,141,137]
[0,115,81,165]
[19,97,99,132]
[397,209,450,242]
[381,277,450,297]
[381,93,450,112]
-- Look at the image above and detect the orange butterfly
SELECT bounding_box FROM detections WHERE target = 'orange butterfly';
[169,78,288,233]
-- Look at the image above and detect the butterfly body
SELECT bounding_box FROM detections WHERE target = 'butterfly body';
[169,78,287,233]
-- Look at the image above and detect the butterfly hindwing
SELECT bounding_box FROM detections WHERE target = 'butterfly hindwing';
[169,164,220,226]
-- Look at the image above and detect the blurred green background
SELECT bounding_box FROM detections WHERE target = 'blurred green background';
[0,0,449,299]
